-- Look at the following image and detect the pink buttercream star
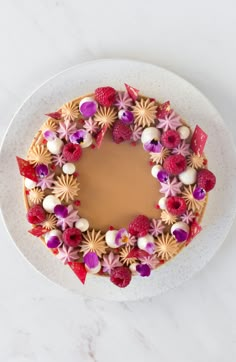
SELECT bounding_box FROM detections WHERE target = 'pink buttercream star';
[56,205,79,230]
[180,210,195,224]
[57,119,77,141]
[83,118,99,134]
[37,173,55,190]
[130,124,143,141]
[115,91,133,110]
[159,177,183,197]
[149,219,165,237]
[52,154,66,167]
[172,141,191,157]
[57,244,79,265]
[139,255,160,269]
[157,111,182,131]
[101,252,122,274]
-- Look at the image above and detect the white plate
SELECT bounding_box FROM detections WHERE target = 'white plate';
[0,59,236,301]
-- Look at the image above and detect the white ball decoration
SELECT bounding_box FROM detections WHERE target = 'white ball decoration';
[177,126,190,140]
[105,230,118,248]
[158,197,167,210]
[137,234,155,252]
[80,133,93,148]
[42,195,61,213]
[45,229,62,243]
[171,222,189,236]
[62,163,76,175]
[129,263,139,275]
[24,178,37,189]
[179,167,197,185]
[75,218,89,232]
[86,262,101,274]
[47,137,64,155]
[141,127,161,144]
[151,165,162,178]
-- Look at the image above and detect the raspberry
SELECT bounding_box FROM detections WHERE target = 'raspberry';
[163,154,186,175]
[112,121,132,144]
[166,196,187,216]
[27,205,46,224]
[62,143,82,162]
[197,169,216,192]
[95,86,116,107]
[63,228,82,247]
[110,266,132,288]
[161,130,180,149]
[128,215,150,237]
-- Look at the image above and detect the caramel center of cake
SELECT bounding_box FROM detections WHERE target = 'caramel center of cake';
[77,132,161,231]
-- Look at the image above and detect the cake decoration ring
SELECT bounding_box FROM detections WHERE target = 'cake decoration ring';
[16,84,216,288]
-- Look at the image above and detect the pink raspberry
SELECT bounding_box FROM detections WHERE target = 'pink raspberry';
[161,130,180,149]
[197,169,216,192]
[63,228,82,247]
[166,196,187,216]
[112,121,132,144]
[110,266,132,288]
[163,154,187,175]
[62,143,82,162]
[27,204,46,224]
[128,215,150,237]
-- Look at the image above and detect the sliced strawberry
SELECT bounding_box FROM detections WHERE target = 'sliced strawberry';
[156,101,171,119]
[68,262,87,284]
[124,83,139,101]
[127,247,150,259]
[96,125,108,148]
[45,111,62,120]
[16,156,38,182]
[28,225,48,237]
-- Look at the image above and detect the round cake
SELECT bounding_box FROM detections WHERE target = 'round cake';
[16,84,216,288]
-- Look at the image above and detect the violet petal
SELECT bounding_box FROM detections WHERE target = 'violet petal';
[54,204,68,218]
[145,242,155,254]
[157,170,169,183]
[119,110,134,124]
[136,264,151,277]
[69,130,86,144]
[43,130,56,141]
[80,101,97,118]
[47,236,61,248]
[193,187,206,200]
[173,228,188,242]
[84,252,99,269]
[35,164,49,178]
[144,140,162,152]
[115,228,129,245]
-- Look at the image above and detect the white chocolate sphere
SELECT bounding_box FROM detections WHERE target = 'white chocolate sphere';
[45,229,62,243]
[81,133,93,148]
[137,234,155,251]
[141,127,161,144]
[105,230,118,248]
[86,262,101,274]
[158,197,167,210]
[171,222,189,235]
[24,178,37,189]
[43,195,61,213]
[177,126,190,140]
[151,164,162,178]
[47,137,64,155]
[75,218,89,232]
[129,262,139,275]
[62,163,76,175]
[179,167,197,185]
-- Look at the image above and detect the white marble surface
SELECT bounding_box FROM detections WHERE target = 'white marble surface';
[0,0,236,361]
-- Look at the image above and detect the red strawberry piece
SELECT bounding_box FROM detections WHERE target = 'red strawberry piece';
[96,124,108,148]
[186,220,202,245]
[45,111,62,120]
[190,125,208,155]
[95,86,116,107]
[163,154,187,175]
[16,156,38,182]
[124,83,139,101]
[27,205,46,224]
[161,130,181,149]
[62,228,82,247]
[62,143,82,162]
[156,101,171,119]
[127,247,150,259]
[197,169,216,192]
[68,262,87,284]
[28,225,48,237]
[112,121,132,144]
[166,196,187,216]
[110,266,132,288]
[128,215,150,237]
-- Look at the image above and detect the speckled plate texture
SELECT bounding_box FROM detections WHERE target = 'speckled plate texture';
[0,59,236,301]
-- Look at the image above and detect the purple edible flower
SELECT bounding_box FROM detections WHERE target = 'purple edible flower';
[115,228,129,246]
[144,140,163,153]
[54,205,68,218]
[145,242,155,254]
[35,164,49,178]
[157,170,169,183]
[46,236,61,248]
[69,129,87,144]
[173,228,188,242]
[193,187,206,201]
[84,252,99,269]
[80,100,97,118]
[136,264,151,277]
[43,130,56,141]
[118,110,134,125]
